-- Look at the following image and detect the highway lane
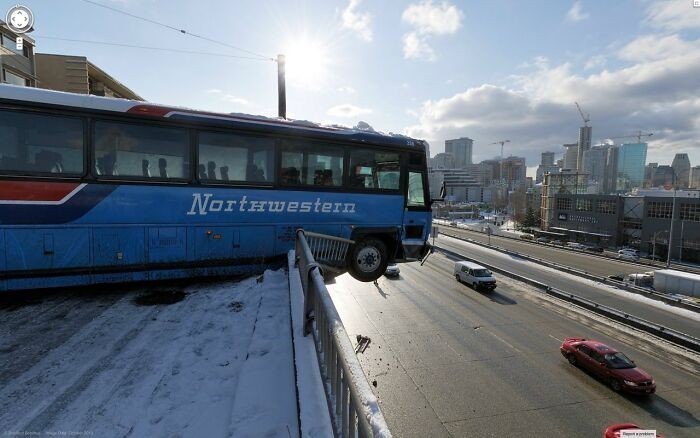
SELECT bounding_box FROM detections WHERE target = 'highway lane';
[437,235,700,338]
[439,225,662,278]
[327,254,700,437]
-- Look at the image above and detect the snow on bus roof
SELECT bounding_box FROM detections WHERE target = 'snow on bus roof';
[0,84,426,148]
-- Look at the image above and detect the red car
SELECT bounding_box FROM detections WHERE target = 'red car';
[560,337,655,395]
[604,423,663,437]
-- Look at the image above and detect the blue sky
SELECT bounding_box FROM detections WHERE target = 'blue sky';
[5,0,700,175]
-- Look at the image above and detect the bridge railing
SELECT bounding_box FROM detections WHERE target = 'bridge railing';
[295,229,391,438]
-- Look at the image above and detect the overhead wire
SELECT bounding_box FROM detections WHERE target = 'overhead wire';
[79,0,275,61]
[35,36,272,61]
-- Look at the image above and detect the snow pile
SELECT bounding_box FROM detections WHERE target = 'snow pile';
[0,270,299,437]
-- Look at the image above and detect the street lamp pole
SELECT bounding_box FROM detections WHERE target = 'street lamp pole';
[666,188,677,268]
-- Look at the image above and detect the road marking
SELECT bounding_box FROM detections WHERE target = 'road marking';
[549,335,562,342]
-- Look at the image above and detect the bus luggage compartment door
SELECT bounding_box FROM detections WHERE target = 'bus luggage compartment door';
[5,228,90,271]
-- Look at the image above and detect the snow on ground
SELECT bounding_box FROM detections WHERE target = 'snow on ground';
[0,270,300,437]
[441,235,700,322]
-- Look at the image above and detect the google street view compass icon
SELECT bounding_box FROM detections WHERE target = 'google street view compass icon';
[6,4,34,34]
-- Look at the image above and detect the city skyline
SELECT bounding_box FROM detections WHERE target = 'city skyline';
[5,0,699,173]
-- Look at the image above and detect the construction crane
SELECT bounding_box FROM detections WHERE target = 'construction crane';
[489,139,511,160]
[607,130,653,143]
[575,102,590,127]
[490,140,511,190]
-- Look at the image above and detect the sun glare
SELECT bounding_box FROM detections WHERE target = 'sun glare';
[283,37,329,88]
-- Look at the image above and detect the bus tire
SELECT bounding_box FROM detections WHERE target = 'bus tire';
[347,238,388,282]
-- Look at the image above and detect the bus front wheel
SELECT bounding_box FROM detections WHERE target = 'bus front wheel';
[347,238,388,282]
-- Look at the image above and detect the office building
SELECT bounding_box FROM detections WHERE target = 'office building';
[691,165,700,189]
[445,137,473,168]
[501,156,527,189]
[35,53,143,100]
[645,163,658,188]
[671,153,691,188]
[576,126,592,172]
[582,145,610,192]
[0,20,36,87]
[651,165,675,188]
[616,143,647,191]
[430,152,455,170]
[563,143,578,170]
[540,171,589,230]
[541,151,555,166]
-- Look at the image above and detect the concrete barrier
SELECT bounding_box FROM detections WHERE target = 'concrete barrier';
[436,245,700,353]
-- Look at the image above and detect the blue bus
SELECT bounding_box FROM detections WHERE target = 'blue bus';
[0,84,431,291]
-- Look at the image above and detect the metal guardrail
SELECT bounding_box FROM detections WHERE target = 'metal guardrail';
[304,231,354,268]
[435,245,700,353]
[295,229,391,438]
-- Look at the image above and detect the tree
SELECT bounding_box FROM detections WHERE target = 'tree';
[522,205,537,228]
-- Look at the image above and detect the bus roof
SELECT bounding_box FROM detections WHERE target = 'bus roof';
[0,84,428,150]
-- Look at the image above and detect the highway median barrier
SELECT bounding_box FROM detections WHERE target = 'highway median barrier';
[435,245,700,354]
[440,231,700,314]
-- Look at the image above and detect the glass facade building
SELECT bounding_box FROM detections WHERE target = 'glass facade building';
[616,143,647,191]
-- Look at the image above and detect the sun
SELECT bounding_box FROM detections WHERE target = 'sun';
[283,37,329,89]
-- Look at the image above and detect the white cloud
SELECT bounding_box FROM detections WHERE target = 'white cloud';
[403,32,435,60]
[337,85,356,94]
[401,1,463,60]
[618,33,699,62]
[402,0,463,35]
[566,1,589,22]
[646,0,700,31]
[341,0,372,42]
[206,89,222,94]
[327,103,373,118]
[222,95,248,105]
[584,55,606,70]
[405,37,700,166]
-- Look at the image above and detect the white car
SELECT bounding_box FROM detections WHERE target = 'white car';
[454,261,497,291]
[384,264,400,277]
[618,252,639,261]
[567,242,586,250]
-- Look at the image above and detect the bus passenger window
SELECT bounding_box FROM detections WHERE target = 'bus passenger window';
[0,109,84,176]
[349,150,400,190]
[94,121,189,180]
[280,143,344,187]
[198,131,274,183]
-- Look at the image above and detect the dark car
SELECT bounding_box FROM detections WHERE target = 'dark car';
[607,274,625,281]
[585,245,604,253]
[560,337,655,395]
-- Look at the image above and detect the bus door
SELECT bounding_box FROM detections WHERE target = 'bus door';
[402,152,431,260]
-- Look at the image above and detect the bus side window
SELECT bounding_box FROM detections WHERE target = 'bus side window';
[280,142,343,187]
[0,109,84,176]
[94,121,189,179]
[198,131,274,183]
[348,149,400,190]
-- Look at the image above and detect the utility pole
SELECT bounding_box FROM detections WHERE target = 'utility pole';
[666,188,677,268]
[277,54,286,119]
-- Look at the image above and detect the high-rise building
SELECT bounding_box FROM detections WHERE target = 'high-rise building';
[501,156,527,189]
[582,145,610,192]
[563,143,578,170]
[576,126,592,172]
[616,143,647,191]
[645,163,658,188]
[604,146,619,193]
[430,152,455,169]
[541,151,555,166]
[445,137,473,168]
[652,165,675,188]
[671,153,691,188]
[690,165,700,189]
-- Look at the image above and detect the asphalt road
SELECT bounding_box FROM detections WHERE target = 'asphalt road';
[327,254,700,437]
[437,236,700,338]
[438,225,677,278]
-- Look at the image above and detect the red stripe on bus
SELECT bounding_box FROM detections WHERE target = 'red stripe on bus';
[0,181,81,201]
[126,105,174,117]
